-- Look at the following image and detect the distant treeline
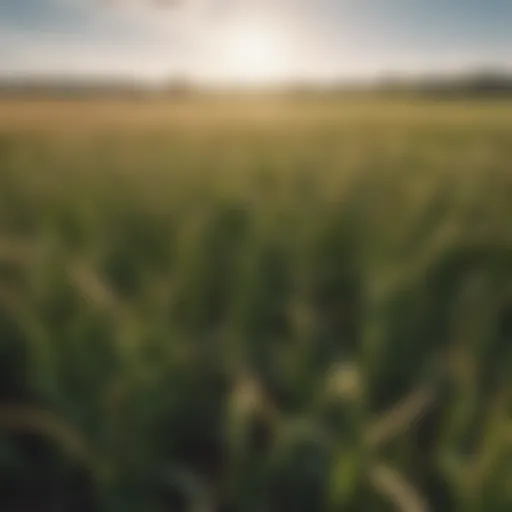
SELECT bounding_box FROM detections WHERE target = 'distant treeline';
[372,71,512,98]
[1,71,512,99]
[0,77,157,99]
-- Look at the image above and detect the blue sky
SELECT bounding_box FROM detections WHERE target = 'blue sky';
[1,0,511,82]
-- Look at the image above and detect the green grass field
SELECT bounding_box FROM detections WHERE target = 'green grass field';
[0,97,511,511]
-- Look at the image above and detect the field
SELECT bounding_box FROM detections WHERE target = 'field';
[0,97,512,511]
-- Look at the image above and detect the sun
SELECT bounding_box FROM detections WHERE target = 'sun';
[223,26,286,85]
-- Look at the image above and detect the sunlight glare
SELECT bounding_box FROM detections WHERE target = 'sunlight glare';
[224,26,286,85]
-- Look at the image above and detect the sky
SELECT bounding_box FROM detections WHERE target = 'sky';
[0,0,511,84]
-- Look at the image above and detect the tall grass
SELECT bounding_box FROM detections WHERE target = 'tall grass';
[0,98,511,511]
